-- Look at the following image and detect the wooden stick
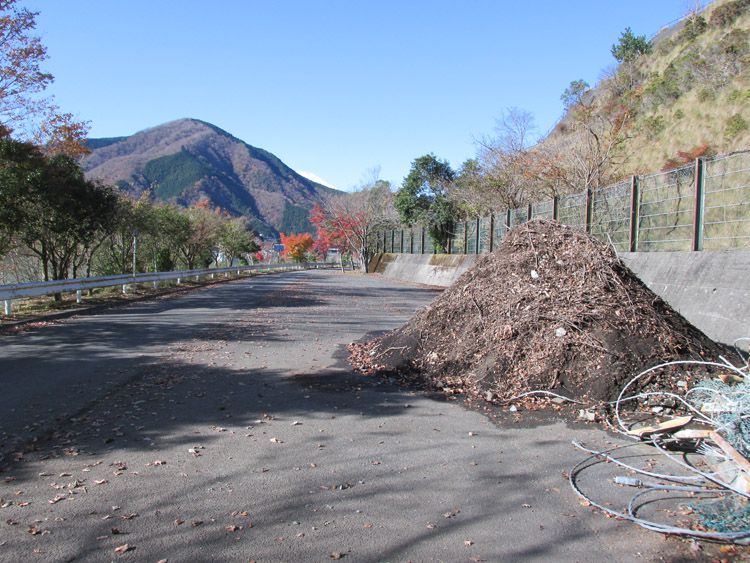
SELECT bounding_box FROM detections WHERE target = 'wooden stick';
[710,431,750,475]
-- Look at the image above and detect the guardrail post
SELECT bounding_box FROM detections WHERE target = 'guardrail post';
[122,284,127,294]
[4,300,11,316]
[152,281,157,289]
[76,290,82,304]
[585,188,593,234]
[629,175,640,252]
[692,158,705,251]
[211,273,215,279]
[177,277,181,285]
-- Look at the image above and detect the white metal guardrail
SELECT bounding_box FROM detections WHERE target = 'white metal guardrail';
[0,262,334,316]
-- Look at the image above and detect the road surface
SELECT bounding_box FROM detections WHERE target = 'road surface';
[0,270,689,562]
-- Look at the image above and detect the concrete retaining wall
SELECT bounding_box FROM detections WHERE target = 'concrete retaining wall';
[620,251,750,348]
[369,253,477,287]
[371,251,750,347]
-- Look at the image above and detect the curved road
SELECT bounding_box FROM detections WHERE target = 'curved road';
[0,270,685,561]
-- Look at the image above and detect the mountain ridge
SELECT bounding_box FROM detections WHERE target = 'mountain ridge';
[81,118,338,237]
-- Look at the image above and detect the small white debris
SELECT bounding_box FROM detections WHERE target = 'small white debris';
[530,270,539,279]
[509,405,518,413]
[555,327,567,338]
[578,409,596,422]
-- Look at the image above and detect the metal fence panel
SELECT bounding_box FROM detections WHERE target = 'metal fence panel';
[638,164,695,251]
[466,220,477,254]
[531,200,554,220]
[423,228,435,254]
[703,152,750,250]
[478,216,491,253]
[404,228,413,253]
[493,212,507,249]
[591,180,631,252]
[509,206,528,229]
[451,222,465,254]
[557,192,587,230]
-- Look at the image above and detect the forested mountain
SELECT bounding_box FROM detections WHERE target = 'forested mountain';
[81,118,338,237]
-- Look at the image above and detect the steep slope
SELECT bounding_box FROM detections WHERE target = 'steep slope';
[81,118,338,236]
[535,0,749,187]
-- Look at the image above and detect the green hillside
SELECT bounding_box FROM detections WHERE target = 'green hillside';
[144,149,210,201]
[533,0,749,192]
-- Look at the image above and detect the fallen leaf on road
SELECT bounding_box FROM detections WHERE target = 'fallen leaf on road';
[270,437,283,443]
[114,543,132,553]
[191,520,203,527]
[48,494,66,504]
[226,525,241,532]
[94,480,108,485]
[465,540,474,546]
[330,552,345,560]
[174,519,184,526]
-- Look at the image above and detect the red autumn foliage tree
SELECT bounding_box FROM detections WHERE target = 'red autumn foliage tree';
[310,178,396,271]
[310,203,347,257]
[279,232,314,262]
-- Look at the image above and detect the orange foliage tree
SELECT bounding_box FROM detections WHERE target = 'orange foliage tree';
[279,232,314,262]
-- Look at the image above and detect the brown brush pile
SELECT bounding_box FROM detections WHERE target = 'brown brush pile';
[349,220,727,403]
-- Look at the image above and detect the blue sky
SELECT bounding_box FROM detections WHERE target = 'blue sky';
[32,1,699,190]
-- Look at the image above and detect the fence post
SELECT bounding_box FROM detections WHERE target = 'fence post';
[489,214,495,252]
[505,209,511,234]
[3,300,11,316]
[629,175,640,252]
[553,196,559,221]
[390,230,395,253]
[76,289,82,304]
[692,158,705,251]
[475,217,480,253]
[463,222,468,254]
[527,204,532,222]
[399,229,404,253]
[447,231,452,254]
[409,228,414,254]
[585,188,593,233]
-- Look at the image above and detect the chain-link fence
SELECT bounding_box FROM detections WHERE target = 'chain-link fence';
[638,164,695,252]
[376,151,750,256]
[703,152,750,250]
[590,180,631,253]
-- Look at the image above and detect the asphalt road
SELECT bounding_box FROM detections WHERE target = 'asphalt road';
[0,270,692,562]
